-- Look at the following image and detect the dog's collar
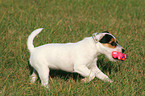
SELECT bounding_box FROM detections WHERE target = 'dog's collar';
[92,35,98,43]
[92,33,101,43]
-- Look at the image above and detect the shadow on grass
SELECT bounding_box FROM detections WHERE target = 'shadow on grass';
[28,63,83,81]
[50,70,83,81]
[97,58,119,74]
[28,56,119,81]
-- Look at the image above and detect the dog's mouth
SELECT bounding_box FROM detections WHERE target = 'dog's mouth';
[112,57,118,60]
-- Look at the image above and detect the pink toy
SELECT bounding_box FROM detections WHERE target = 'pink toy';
[112,51,127,61]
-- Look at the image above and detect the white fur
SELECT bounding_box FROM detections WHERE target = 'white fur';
[27,28,123,88]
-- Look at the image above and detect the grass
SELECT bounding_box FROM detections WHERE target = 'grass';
[0,0,145,95]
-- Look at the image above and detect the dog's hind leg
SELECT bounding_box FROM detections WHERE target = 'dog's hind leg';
[36,66,50,89]
[29,56,50,89]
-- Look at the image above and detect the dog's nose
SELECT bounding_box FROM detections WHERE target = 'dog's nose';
[122,49,125,53]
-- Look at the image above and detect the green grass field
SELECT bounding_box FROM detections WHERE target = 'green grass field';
[0,0,144,95]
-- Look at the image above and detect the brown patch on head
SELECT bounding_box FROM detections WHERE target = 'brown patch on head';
[109,38,116,43]
[99,34,118,49]
[102,43,116,48]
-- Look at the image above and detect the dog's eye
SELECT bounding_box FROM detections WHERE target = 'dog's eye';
[110,41,117,46]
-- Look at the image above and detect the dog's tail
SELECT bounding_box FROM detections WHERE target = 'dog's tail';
[27,28,44,52]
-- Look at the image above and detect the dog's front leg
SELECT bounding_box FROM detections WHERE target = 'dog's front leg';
[74,65,95,83]
[94,66,113,83]
[90,60,113,83]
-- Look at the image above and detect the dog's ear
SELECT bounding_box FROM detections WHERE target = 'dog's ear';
[99,34,113,43]
[92,33,104,42]
[102,31,109,33]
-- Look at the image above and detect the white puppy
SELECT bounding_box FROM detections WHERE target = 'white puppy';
[27,28,125,88]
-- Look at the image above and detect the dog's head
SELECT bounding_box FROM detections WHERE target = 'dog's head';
[92,31,125,61]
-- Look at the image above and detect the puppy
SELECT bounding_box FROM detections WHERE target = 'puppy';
[27,28,125,88]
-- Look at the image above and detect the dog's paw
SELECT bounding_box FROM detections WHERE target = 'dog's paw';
[41,84,50,90]
[30,76,37,83]
[81,75,95,83]
[81,78,88,83]
[109,79,113,83]
[81,77,91,83]
[104,77,113,83]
